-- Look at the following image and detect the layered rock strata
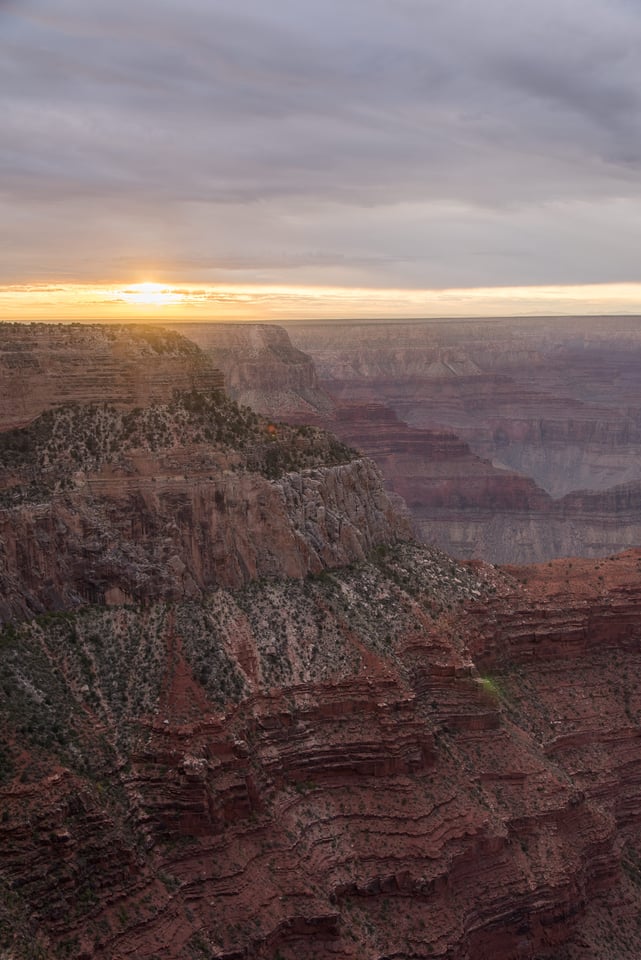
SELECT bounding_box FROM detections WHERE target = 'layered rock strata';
[283,316,641,562]
[0,323,224,430]
[0,391,402,621]
[167,322,333,419]
[4,547,641,959]
[3,325,641,959]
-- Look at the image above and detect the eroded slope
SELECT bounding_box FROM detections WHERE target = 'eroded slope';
[0,388,405,620]
[3,546,641,959]
[286,316,641,562]
[2,327,641,960]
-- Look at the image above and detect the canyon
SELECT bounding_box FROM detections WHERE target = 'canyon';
[173,316,641,564]
[2,322,641,959]
[285,316,641,563]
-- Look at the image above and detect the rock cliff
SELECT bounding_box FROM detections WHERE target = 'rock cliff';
[4,323,641,959]
[167,322,333,419]
[0,390,403,621]
[4,542,641,959]
[285,316,641,562]
[281,396,641,563]
[0,323,224,430]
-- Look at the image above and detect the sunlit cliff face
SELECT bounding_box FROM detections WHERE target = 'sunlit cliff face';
[1,280,641,322]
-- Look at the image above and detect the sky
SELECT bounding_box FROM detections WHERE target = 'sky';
[2,0,641,320]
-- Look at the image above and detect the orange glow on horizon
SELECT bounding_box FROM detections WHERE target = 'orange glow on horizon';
[0,280,640,322]
[116,282,186,307]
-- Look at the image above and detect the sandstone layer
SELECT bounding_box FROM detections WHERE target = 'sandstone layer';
[0,390,402,621]
[0,323,224,431]
[4,542,641,959]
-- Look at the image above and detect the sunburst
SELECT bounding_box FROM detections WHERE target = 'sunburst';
[118,282,183,306]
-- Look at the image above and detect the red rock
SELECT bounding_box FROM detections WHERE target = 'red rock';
[0,323,223,430]
[3,324,641,959]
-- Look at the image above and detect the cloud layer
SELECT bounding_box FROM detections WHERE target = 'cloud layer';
[3,0,641,293]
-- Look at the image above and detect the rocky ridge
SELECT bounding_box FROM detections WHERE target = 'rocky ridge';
[0,323,224,431]
[167,322,333,419]
[3,324,641,959]
[0,388,404,621]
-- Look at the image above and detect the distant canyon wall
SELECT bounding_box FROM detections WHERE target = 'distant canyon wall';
[7,317,641,566]
[281,316,641,563]
[168,321,334,418]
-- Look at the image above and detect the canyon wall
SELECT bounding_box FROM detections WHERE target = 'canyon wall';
[285,317,641,500]
[283,316,641,562]
[3,324,641,959]
[0,323,224,430]
[168,321,334,418]
[0,456,403,621]
[111,316,641,564]
[0,391,404,622]
[4,542,641,959]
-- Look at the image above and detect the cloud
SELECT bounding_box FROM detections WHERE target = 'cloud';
[3,0,641,289]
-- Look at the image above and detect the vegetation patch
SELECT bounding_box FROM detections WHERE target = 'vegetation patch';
[0,389,357,504]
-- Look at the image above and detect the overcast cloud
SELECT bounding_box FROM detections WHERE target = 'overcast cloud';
[2,0,641,289]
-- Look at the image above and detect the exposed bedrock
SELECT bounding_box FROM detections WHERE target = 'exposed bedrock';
[285,398,641,563]
[3,322,641,959]
[0,323,224,430]
[3,551,641,959]
[167,321,334,418]
[285,316,641,499]
[282,317,641,562]
[411,477,641,564]
[0,379,406,622]
[0,454,406,621]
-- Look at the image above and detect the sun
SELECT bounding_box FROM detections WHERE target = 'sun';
[118,282,183,306]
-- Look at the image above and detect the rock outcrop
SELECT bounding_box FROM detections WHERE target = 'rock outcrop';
[0,390,404,621]
[0,455,404,621]
[4,543,641,959]
[282,398,641,563]
[0,323,224,430]
[168,322,334,419]
[4,323,641,959]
